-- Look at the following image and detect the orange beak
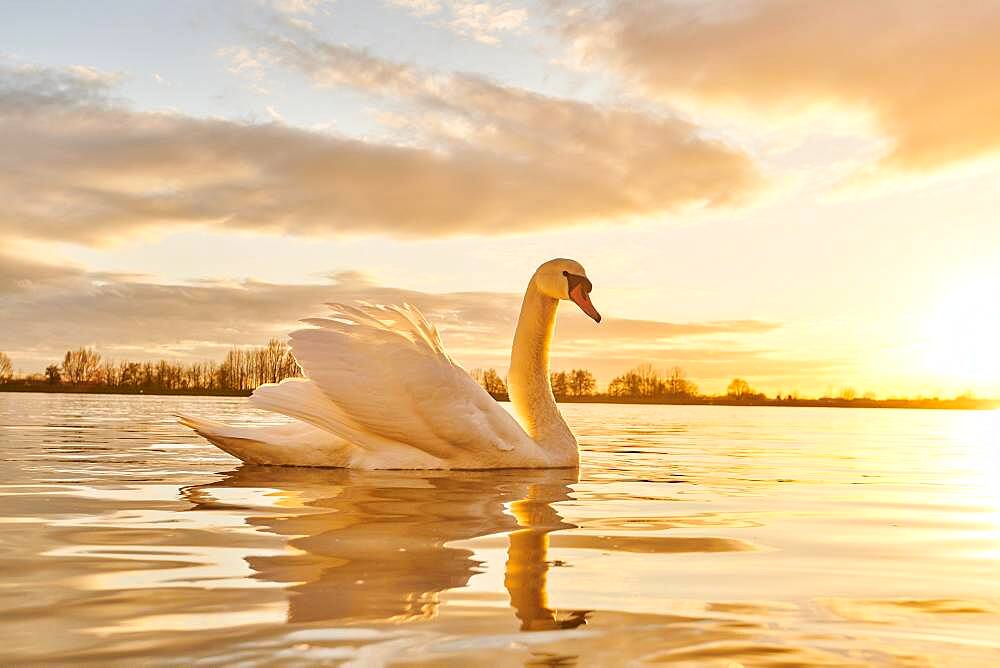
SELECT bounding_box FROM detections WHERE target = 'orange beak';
[569,282,601,323]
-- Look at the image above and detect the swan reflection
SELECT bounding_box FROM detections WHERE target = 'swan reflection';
[183,467,590,630]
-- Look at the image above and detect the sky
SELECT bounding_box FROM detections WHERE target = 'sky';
[1,0,999,398]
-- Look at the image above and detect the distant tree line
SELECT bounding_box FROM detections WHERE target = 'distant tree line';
[1,340,300,394]
[608,364,699,399]
[470,368,598,400]
[463,365,992,409]
[470,368,509,397]
[470,364,763,401]
[551,369,597,399]
[1,348,993,409]
[473,364,702,401]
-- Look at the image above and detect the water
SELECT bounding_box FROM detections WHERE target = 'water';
[1,393,998,666]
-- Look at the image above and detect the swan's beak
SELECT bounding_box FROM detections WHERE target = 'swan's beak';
[569,282,601,323]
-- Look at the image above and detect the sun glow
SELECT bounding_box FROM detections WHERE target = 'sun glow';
[918,274,1000,395]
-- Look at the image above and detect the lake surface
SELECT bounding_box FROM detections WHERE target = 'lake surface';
[1,393,998,666]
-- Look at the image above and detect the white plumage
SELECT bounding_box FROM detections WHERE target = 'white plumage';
[179,259,600,469]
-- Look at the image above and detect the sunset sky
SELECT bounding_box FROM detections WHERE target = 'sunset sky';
[2,1,998,397]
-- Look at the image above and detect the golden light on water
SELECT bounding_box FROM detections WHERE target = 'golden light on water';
[951,409,1000,531]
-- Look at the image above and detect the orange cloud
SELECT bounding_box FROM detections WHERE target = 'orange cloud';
[560,0,1000,170]
[0,60,758,246]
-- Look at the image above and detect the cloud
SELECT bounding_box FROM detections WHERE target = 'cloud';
[0,60,758,246]
[559,0,1000,171]
[0,253,788,388]
[388,0,441,18]
[271,40,420,94]
[272,33,761,201]
[268,0,333,16]
[0,61,118,111]
[265,105,284,122]
[0,253,84,294]
[447,1,528,44]
[216,46,272,79]
[387,0,528,44]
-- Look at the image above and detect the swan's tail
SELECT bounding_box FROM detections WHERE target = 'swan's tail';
[176,412,357,467]
[176,413,251,455]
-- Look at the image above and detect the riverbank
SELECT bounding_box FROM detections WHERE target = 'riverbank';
[2,383,995,410]
[0,383,249,398]
[552,394,998,411]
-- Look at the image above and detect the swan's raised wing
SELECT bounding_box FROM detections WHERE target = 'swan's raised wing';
[288,302,537,463]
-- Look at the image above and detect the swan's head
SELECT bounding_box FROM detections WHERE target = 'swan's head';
[534,258,601,323]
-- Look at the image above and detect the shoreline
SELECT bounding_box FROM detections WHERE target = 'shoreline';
[550,395,997,411]
[1,385,995,410]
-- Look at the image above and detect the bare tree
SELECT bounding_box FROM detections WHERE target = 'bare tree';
[568,369,596,397]
[0,352,12,382]
[100,360,120,388]
[258,338,298,384]
[550,371,569,399]
[727,378,757,400]
[44,364,61,384]
[62,348,102,384]
[118,361,142,389]
[665,366,697,397]
[608,369,641,397]
[213,339,300,391]
[608,364,670,398]
[472,368,507,396]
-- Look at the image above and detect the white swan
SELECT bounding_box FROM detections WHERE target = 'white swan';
[178,258,601,469]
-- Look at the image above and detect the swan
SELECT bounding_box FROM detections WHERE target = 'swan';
[178,258,601,469]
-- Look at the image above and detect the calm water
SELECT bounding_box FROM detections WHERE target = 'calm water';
[1,394,999,666]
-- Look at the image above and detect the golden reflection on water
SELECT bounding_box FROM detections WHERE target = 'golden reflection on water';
[183,467,588,630]
[88,601,290,636]
[2,394,1000,665]
[950,409,1000,553]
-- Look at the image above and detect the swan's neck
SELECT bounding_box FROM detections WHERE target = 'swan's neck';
[508,280,576,456]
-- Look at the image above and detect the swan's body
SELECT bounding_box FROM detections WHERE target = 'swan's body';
[179,259,601,469]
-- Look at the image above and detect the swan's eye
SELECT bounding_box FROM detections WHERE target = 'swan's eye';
[562,270,568,276]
